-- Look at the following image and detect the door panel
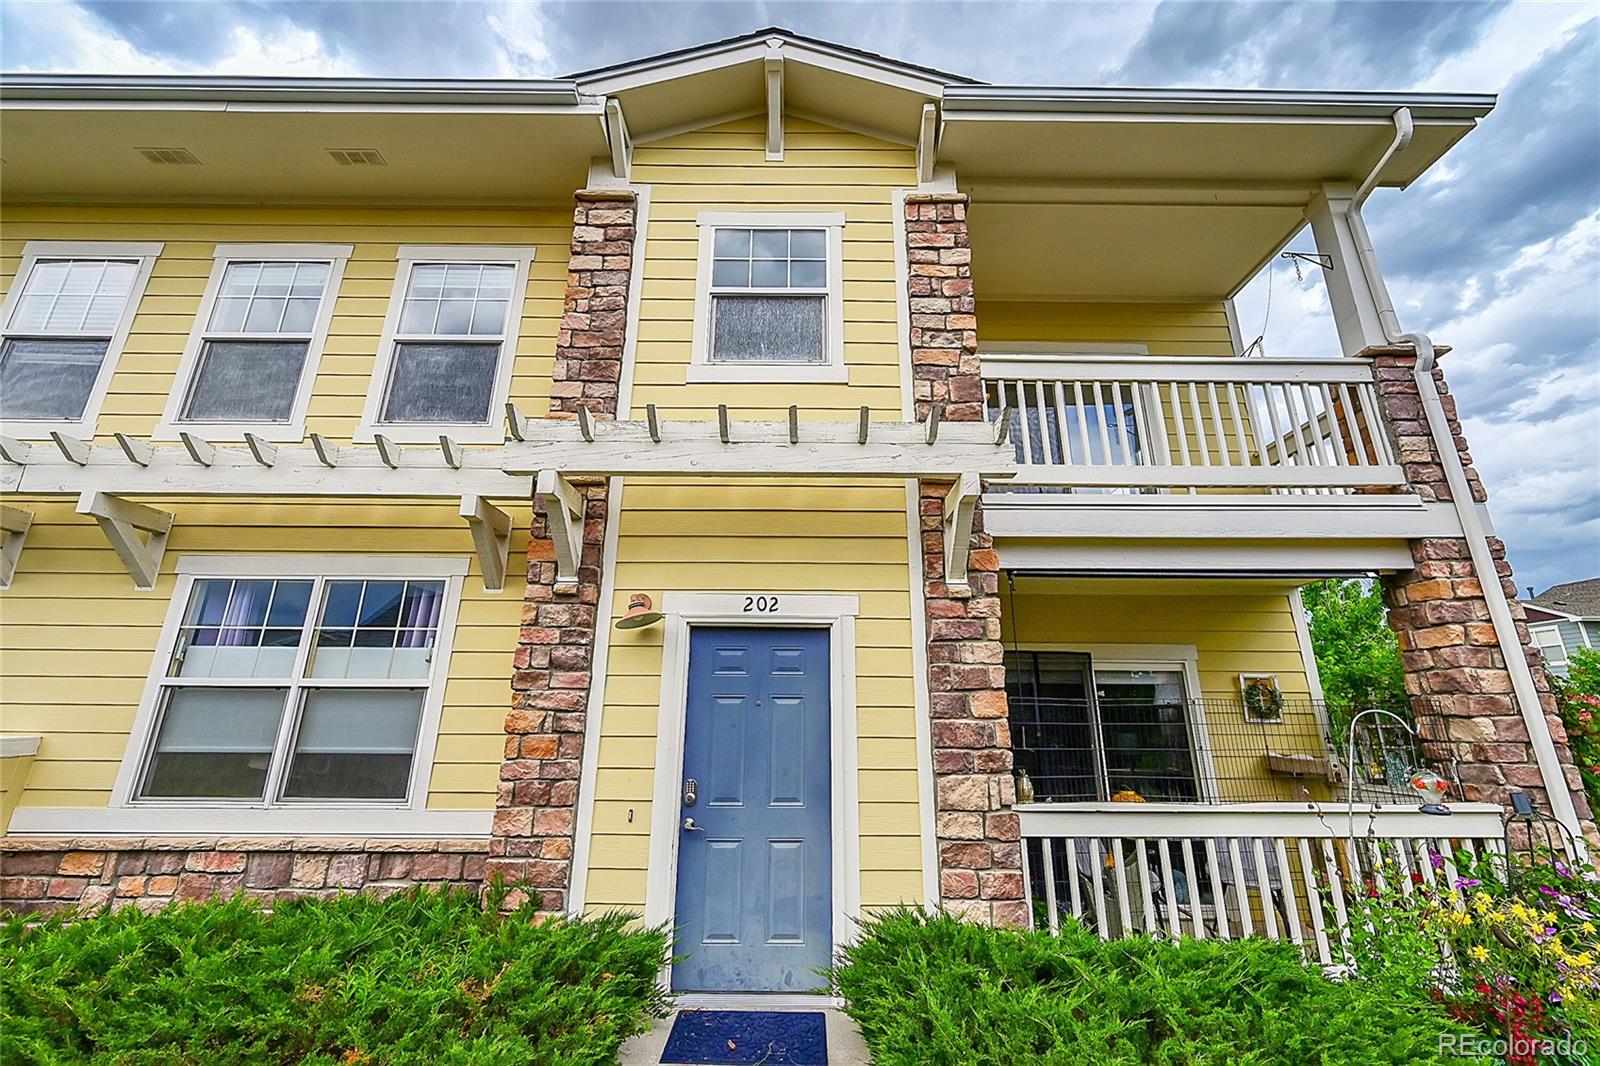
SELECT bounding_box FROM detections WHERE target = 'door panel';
[673,626,832,993]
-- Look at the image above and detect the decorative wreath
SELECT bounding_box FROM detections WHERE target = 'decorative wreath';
[1242,677,1286,721]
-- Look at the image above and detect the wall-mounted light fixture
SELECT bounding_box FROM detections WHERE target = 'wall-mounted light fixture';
[615,593,664,630]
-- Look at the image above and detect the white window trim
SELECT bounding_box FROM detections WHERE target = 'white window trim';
[642,593,862,986]
[154,243,352,443]
[1531,623,1570,667]
[357,245,535,445]
[688,211,847,384]
[108,555,469,825]
[0,240,163,439]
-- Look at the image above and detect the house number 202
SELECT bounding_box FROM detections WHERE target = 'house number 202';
[743,595,779,613]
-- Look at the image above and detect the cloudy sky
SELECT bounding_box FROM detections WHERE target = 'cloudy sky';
[3,0,1596,592]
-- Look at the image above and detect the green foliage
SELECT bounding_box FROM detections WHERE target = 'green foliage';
[1300,578,1408,735]
[1554,648,1600,814]
[830,908,1482,1065]
[0,883,670,1066]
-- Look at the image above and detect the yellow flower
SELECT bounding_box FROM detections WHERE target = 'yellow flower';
[1469,946,1489,962]
[1583,921,1595,935]
[1471,893,1492,914]
[1574,952,1595,968]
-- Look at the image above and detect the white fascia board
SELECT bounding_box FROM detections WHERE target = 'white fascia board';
[941,85,1495,121]
[982,495,1465,541]
[0,73,585,109]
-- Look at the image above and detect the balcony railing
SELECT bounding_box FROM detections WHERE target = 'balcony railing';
[982,355,1403,493]
[1019,801,1507,967]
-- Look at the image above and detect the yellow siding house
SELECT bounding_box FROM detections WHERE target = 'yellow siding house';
[0,28,1583,990]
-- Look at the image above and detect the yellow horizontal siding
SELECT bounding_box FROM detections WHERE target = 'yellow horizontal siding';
[579,116,925,915]
[0,204,571,444]
[1002,581,1325,803]
[0,497,523,811]
[982,300,1237,357]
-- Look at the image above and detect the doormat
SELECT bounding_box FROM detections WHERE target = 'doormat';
[659,1009,828,1065]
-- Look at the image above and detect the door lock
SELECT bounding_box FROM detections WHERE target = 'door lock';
[682,778,698,807]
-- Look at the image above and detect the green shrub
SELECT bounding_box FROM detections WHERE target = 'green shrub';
[830,909,1486,1065]
[0,883,670,1065]
[1554,647,1600,815]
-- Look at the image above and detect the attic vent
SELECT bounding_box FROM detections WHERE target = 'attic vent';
[138,147,201,165]
[327,148,387,166]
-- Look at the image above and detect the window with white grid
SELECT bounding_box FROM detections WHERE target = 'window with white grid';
[134,572,458,805]
[177,259,338,424]
[362,249,533,436]
[691,213,845,381]
[0,246,159,425]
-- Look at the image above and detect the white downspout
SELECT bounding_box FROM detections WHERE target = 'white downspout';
[1349,111,1586,845]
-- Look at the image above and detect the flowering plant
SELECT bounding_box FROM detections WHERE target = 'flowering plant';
[1341,846,1599,1064]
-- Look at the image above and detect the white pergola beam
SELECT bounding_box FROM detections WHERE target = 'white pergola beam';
[76,491,172,590]
[764,41,784,161]
[460,494,513,592]
[502,416,1015,479]
[0,504,33,590]
[536,469,585,589]
[2,442,530,497]
[942,472,980,587]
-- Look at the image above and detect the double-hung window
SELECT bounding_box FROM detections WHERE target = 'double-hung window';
[690,212,845,382]
[0,242,160,432]
[125,560,464,807]
[159,244,349,440]
[360,246,533,442]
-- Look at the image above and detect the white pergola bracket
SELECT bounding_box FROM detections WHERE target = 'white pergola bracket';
[115,433,153,467]
[942,472,980,588]
[605,97,632,181]
[764,40,785,161]
[180,432,216,467]
[0,504,34,590]
[536,469,585,590]
[310,433,340,468]
[244,433,277,467]
[460,494,512,592]
[51,432,91,466]
[76,491,172,590]
[0,436,34,466]
[506,403,530,442]
[439,435,463,470]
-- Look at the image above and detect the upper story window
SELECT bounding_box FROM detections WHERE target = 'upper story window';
[159,244,350,441]
[0,242,161,433]
[690,212,845,383]
[119,558,466,808]
[358,246,533,444]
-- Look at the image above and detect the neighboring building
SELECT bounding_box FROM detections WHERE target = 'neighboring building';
[1527,578,1600,677]
[0,30,1589,993]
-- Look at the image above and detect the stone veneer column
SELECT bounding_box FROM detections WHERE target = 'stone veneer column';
[488,190,636,915]
[906,192,1026,927]
[1366,346,1592,833]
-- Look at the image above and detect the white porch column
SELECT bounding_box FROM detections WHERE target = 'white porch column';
[1306,182,1391,357]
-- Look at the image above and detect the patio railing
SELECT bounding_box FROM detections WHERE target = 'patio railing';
[982,355,1403,493]
[1018,801,1507,966]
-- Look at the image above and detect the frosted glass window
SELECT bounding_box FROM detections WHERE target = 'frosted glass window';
[378,260,516,426]
[281,689,425,800]
[379,342,500,424]
[1,257,142,421]
[139,688,289,799]
[707,228,828,364]
[177,259,333,425]
[137,572,453,805]
[181,341,308,422]
[0,338,111,420]
[710,295,826,364]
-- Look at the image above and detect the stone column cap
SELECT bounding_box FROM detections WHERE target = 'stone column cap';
[575,188,638,203]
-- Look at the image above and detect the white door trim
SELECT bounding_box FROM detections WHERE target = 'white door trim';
[643,592,862,991]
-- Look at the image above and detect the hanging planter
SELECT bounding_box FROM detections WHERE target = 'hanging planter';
[1240,673,1285,723]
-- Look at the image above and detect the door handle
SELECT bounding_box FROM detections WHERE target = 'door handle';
[682,817,705,832]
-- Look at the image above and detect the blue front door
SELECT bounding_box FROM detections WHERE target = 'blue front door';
[673,626,833,993]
